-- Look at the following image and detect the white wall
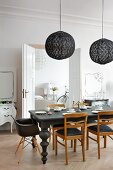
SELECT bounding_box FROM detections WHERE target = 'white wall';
[1,2,113,124]
[76,24,113,105]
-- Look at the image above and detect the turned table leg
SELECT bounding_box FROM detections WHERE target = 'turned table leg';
[39,123,50,164]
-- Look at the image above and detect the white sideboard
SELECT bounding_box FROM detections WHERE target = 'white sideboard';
[0,103,16,133]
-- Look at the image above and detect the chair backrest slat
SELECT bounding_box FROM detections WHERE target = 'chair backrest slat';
[48,104,65,109]
[97,111,113,132]
[64,112,88,137]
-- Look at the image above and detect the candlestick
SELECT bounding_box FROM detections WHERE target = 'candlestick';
[76,101,81,112]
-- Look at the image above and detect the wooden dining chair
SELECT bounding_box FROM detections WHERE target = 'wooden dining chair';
[87,111,113,159]
[48,103,65,109]
[55,112,88,165]
[48,103,65,150]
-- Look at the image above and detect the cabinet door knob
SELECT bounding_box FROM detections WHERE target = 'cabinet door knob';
[4,108,9,110]
[4,115,9,117]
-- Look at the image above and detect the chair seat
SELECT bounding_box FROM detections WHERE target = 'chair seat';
[53,124,64,128]
[88,125,113,132]
[56,128,82,136]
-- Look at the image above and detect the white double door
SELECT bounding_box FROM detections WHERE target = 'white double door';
[22,44,35,118]
[22,44,81,117]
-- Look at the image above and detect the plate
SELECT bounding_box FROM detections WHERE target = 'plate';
[54,107,66,111]
[95,109,103,111]
[62,112,71,115]
[67,110,75,113]
[54,109,62,112]
[35,111,46,114]
[92,110,99,114]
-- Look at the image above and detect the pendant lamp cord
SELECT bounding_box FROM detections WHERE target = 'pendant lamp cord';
[60,0,61,31]
[102,0,104,39]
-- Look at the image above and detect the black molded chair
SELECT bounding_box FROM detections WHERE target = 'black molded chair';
[14,118,41,163]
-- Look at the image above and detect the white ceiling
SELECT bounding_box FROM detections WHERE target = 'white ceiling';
[0,0,113,21]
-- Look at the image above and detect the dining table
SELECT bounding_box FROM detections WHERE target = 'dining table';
[29,105,112,164]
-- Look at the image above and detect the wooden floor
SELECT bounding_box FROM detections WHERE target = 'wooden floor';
[1,131,113,170]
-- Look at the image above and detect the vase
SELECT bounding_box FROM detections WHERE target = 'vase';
[53,91,55,100]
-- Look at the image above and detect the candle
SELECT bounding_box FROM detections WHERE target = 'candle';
[72,95,74,102]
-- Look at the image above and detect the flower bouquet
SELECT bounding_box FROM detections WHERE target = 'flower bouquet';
[51,87,58,100]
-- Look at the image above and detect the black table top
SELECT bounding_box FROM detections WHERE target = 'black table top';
[29,106,113,123]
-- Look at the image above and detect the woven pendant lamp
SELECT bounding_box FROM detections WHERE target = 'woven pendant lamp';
[45,0,75,60]
[89,0,113,64]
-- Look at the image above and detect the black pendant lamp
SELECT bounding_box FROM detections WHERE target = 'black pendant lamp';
[89,0,113,64]
[45,0,75,60]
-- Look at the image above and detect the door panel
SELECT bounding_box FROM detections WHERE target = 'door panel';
[22,44,35,118]
[69,48,81,106]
